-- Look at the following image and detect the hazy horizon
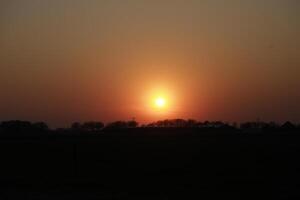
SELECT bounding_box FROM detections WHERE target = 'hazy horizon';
[1,0,299,127]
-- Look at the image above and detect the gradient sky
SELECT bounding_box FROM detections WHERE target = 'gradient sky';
[0,0,299,127]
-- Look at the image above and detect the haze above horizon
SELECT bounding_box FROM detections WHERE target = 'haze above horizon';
[0,0,299,127]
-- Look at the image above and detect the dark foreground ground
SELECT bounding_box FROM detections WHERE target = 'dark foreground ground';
[0,128,300,199]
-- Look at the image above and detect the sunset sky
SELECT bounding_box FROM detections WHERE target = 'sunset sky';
[0,0,299,127]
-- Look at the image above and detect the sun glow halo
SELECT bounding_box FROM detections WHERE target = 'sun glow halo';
[144,87,175,115]
[155,97,166,108]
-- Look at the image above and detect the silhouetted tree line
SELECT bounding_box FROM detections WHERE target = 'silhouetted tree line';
[70,120,138,131]
[104,120,138,130]
[71,121,104,131]
[0,120,48,135]
[144,119,299,131]
[0,119,299,135]
[145,119,233,129]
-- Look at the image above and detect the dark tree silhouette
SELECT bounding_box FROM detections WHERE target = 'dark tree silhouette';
[0,120,32,131]
[0,120,49,135]
[173,119,186,127]
[71,122,81,130]
[105,121,128,129]
[104,120,139,129]
[187,119,198,127]
[82,121,104,131]
[33,122,49,131]
[281,121,296,130]
[127,120,138,128]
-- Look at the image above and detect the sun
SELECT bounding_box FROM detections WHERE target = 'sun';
[144,87,173,114]
[155,97,166,108]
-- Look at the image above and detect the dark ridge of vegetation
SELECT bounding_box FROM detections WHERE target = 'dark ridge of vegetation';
[0,119,299,137]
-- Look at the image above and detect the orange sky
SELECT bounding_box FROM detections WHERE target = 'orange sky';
[0,1,299,127]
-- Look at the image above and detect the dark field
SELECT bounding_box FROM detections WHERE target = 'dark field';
[0,128,300,199]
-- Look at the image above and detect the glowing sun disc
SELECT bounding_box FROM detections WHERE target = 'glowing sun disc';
[155,97,166,107]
